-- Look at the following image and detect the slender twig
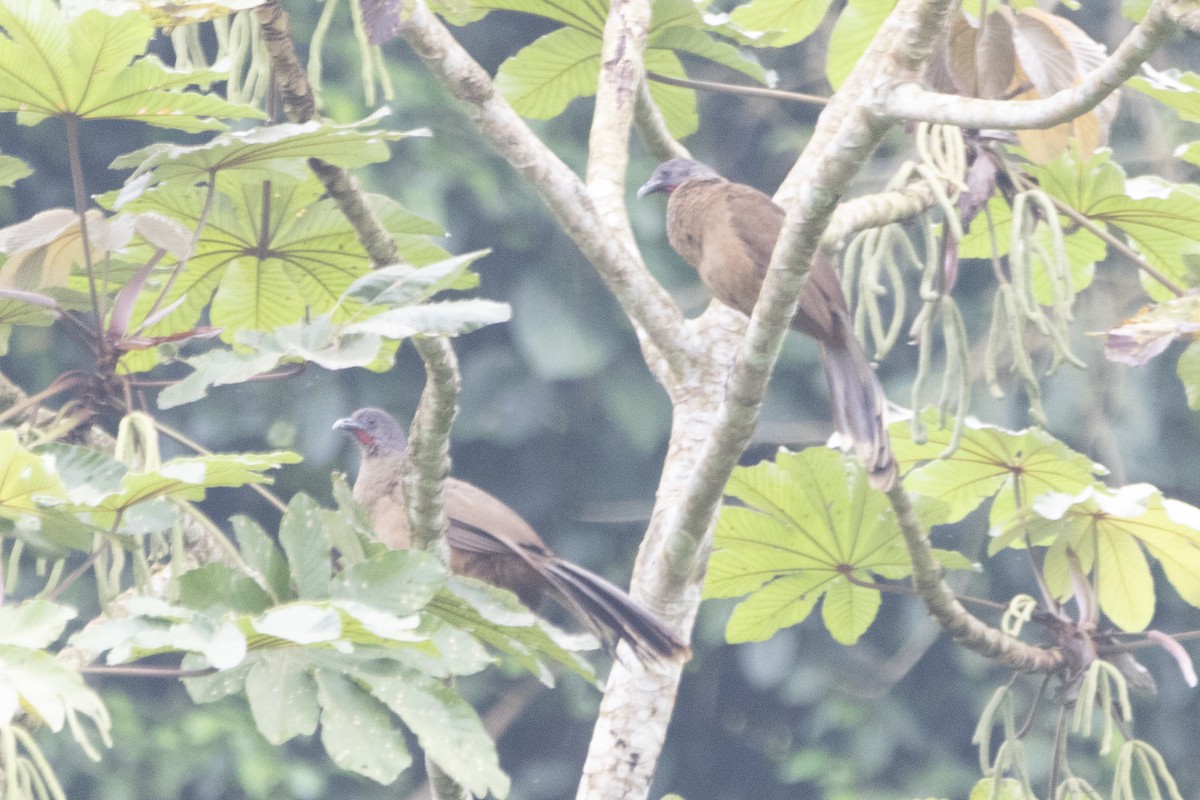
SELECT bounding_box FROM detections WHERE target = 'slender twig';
[45,546,107,602]
[1015,672,1053,739]
[0,375,84,426]
[1048,701,1069,800]
[80,665,214,678]
[647,71,828,106]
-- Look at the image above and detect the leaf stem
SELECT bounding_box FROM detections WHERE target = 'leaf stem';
[134,177,219,336]
[63,115,104,340]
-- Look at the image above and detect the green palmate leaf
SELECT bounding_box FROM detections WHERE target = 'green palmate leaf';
[322,474,370,567]
[0,599,75,648]
[1030,149,1200,299]
[891,410,1103,530]
[0,0,260,130]
[705,448,915,645]
[648,23,765,83]
[0,429,68,516]
[38,442,127,503]
[158,251,486,406]
[314,670,413,783]
[1126,66,1200,123]
[722,571,827,643]
[0,152,31,186]
[156,318,382,409]
[115,176,446,375]
[76,451,301,529]
[1103,179,1200,298]
[331,550,447,616]
[820,575,883,646]
[339,251,485,310]
[486,0,762,132]
[244,650,319,744]
[729,0,835,47]
[278,493,333,601]
[110,110,427,193]
[365,666,509,798]
[494,27,600,120]
[1008,484,1200,631]
[826,0,895,88]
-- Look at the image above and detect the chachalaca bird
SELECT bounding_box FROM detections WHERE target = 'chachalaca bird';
[638,158,897,490]
[334,407,690,664]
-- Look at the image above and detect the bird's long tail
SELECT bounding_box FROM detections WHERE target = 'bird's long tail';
[540,559,691,665]
[819,312,897,490]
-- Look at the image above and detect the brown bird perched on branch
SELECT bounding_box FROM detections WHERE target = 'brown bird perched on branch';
[334,407,690,665]
[638,158,897,490]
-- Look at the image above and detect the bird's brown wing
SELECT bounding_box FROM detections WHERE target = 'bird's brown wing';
[443,478,547,551]
[442,478,550,608]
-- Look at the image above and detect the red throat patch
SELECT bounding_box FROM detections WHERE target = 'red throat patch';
[353,430,374,446]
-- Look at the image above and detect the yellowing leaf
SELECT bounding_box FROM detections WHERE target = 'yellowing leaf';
[891,410,1103,528]
[1005,484,1200,631]
[0,209,123,290]
[1105,295,1200,367]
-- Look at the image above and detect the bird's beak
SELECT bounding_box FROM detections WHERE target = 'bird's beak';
[636,177,666,199]
[333,417,358,432]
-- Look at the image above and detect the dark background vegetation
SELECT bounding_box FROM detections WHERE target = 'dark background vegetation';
[3,3,1199,798]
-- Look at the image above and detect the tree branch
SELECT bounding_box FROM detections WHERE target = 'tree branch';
[395,0,691,379]
[875,0,1179,130]
[887,485,1065,672]
[255,0,460,563]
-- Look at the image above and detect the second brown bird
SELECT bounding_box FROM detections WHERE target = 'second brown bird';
[638,158,896,490]
[335,407,690,665]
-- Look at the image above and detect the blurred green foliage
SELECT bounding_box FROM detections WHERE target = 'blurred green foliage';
[2,1,1200,798]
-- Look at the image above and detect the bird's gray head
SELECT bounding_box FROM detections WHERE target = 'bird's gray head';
[636,158,721,198]
[333,407,407,456]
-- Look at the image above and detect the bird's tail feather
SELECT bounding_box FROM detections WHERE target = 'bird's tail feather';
[820,313,897,490]
[541,560,691,665]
